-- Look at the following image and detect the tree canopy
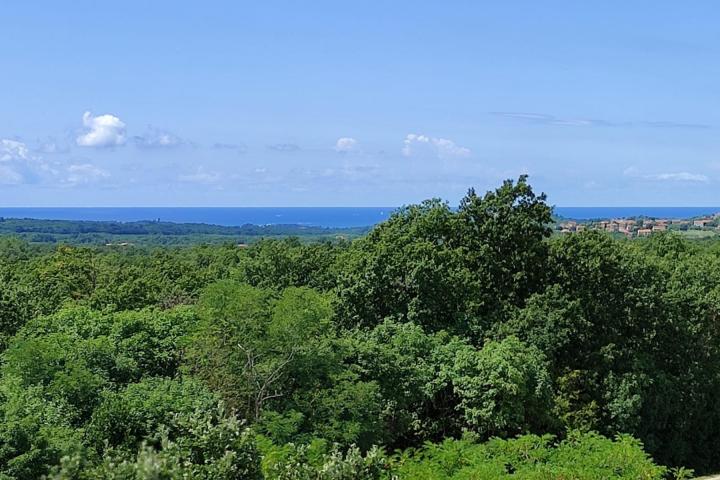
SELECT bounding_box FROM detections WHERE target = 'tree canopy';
[0,177,715,478]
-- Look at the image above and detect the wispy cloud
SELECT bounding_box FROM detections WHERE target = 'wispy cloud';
[0,139,44,184]
[492,111,710,129]
[402,134,471,159]
[638,121,710,129]
[76,111,127,147]
[34,138,71,154]
[134,127,184,148]
[623,166,709,183]
[267,143,300,152]
[0,139,32,162]
[0,165,23,185]
[63,163,110,186]
[651,172,709,182]
[289,163,381,188]
[178,167,221,184]
[212,142,247,153]
[2,138,112,187]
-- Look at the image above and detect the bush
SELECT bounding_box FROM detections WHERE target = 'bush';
[390,431,689,479]
[49,415,260,480]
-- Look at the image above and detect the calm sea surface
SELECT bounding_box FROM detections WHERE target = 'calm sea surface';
[0,207,394,228]
[0,207,718,227]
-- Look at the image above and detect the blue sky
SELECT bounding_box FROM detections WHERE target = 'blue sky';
[1,1,719,206]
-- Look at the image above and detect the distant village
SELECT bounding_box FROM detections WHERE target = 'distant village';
[557,214,720,238]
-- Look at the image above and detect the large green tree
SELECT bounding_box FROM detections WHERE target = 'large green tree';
[336,176,552,339]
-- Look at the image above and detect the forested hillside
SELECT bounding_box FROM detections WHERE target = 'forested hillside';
[0,218,368,246]
[1,177,718,479]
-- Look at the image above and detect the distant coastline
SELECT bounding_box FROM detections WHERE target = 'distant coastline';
[1,206,719,228]
[554,206,720,221]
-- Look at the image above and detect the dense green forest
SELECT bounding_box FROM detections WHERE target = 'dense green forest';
[0,218,368,246]
[1,177,719,478]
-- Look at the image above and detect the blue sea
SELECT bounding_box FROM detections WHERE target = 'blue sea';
[0,207,394,228]
[0,207,719,228]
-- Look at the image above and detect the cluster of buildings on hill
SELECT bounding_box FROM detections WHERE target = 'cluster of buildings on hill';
[557,214,720,238]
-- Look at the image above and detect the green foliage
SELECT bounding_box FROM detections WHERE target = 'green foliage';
[50,411,261,479]
[259,438,389,480]
[234,238,344,291]
[188,281,385,448]
[348,323,554,446]
[455,176,552,325]
[187,281,304,416]
[0,379,83,480]
[336,176,552,339]
[336,198,473,334]
[0,307,197,478]
[1,179,719,477]
[6,306,195,388]
[498,285,590,370]
[390,431,686,479]
[86,377,220,451]
[449,337,555,437]
[347,320,457,446]
[0,285,33,352]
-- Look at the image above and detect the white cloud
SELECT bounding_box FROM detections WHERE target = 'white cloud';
[653,172,708,182]
[64,163,110,185]
[134,128,184,148]
[335,137,358,153]
[178,167,220,184]
[0,139,31,162]
[624,166,708,183]
[1,138,111,186]
[402,134,471,159]
[76,111,126,147]
[0,139,38,184]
